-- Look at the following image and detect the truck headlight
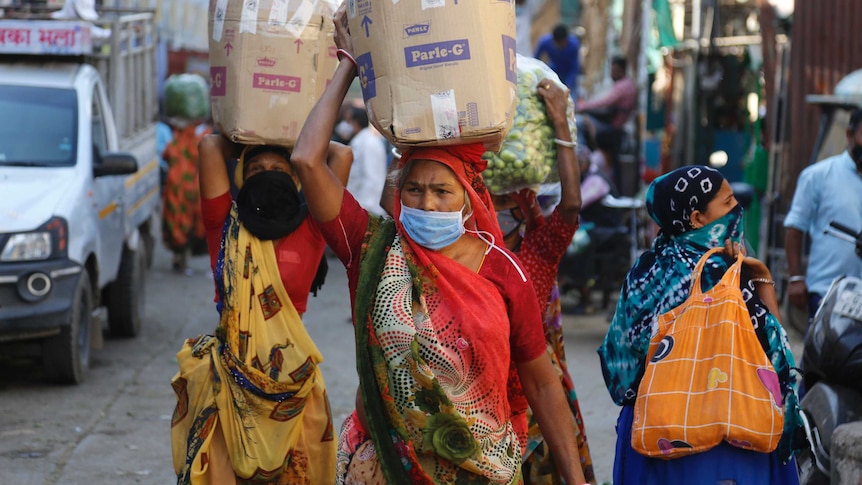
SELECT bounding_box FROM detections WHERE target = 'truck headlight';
[1,217,68,262]
[2,233,51,261]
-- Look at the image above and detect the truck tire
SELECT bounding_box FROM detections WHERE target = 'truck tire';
[43,271,92,385]
[107,245,145,338]
[142,227,155,269]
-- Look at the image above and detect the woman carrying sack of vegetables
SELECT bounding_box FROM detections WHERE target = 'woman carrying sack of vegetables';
[491,73,597,483]
[161,73,212,274]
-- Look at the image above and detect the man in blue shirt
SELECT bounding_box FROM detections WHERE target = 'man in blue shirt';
[785,108,862,319]
[534,24,580,97]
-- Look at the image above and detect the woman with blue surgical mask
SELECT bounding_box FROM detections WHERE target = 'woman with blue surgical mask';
[282,5,588,484]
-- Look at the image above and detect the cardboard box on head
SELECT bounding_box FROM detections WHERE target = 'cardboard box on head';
[347,0,517,151]
[208,0,340,147]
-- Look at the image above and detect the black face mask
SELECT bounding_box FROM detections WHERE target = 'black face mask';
[851,145,862,172]
[236,171,308,240]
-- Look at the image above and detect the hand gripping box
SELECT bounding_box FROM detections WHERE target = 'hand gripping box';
[208,0,340,146]
[347,0,517,150]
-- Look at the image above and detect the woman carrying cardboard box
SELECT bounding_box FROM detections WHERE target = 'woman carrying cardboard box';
[285,4,589,484]
[169,136,352,484]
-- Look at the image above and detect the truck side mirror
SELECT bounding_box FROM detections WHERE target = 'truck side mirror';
[94,152,139,177]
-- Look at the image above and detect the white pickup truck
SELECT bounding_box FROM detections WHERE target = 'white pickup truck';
[0,10,159,384]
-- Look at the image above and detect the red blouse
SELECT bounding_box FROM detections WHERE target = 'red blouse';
[518,209,578,314]
[507,208,579,446]
[200,191,325,315]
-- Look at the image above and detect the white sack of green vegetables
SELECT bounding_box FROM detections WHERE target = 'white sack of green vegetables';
[163,73,210,123]
[482,55,577,194]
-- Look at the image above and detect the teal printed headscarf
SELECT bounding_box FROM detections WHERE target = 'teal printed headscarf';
[598,166,805,461]
[645,165,727,236]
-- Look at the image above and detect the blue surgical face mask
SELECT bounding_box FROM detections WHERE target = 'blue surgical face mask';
[679,203,744,249]
[399,202,468,250]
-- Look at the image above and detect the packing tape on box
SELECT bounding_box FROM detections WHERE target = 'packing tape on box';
[285,0,316,38]
[422,0,445,9]
[269,0,289,25]
[212,0,229,41]
[240,0,261,34]
[430,89,459,140]
[215,0,320,40]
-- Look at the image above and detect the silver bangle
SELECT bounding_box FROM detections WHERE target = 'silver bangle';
[751,278,775,286]
[788,275,806,283]
[554,138,576,148]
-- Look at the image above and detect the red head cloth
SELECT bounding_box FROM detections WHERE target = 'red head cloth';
[395,142,504,245]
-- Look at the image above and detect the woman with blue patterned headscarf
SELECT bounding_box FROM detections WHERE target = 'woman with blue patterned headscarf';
[598,166,805,484]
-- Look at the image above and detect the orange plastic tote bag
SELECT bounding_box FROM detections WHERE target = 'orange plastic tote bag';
[631,247,784,459]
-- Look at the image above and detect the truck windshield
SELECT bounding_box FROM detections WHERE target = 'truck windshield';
[0,85,77,167]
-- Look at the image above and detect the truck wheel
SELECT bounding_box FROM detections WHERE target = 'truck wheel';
[142,228,155,269]
[107,245,145,338]
[43,271,92,385]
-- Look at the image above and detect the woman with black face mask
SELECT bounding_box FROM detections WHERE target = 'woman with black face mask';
[168,134,352,485]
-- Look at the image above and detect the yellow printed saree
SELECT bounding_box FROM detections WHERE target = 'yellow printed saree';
[170,204,334,484]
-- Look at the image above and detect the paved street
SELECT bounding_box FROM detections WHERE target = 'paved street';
[0,240,804,485]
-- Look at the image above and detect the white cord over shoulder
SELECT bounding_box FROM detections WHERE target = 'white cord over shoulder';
[466,229,527,282]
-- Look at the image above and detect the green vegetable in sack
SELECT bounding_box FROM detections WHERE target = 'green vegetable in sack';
[163,74,210,122]
[483,56,577,194]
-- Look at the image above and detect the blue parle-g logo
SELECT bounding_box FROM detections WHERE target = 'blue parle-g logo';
[404,39,471,68]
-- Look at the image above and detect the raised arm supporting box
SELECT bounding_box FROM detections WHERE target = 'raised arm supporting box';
[208,0,339,146]
[347,0,517,150]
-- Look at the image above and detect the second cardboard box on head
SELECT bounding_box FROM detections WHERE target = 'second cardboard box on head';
[208,0,517,151]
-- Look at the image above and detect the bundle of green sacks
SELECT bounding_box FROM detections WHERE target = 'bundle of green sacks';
[163,73,210,122]
[483,55,577,194]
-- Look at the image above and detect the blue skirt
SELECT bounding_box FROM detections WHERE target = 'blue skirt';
[614,405,800,485]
